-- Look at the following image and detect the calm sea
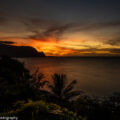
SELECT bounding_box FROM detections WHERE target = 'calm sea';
[18,57,120,96]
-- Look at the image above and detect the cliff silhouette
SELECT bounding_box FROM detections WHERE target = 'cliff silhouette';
[0,42,45,57]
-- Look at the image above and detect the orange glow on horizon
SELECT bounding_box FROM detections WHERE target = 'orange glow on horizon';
[1,35,120,56]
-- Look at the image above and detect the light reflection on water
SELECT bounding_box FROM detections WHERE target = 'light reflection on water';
[18,57,120,96]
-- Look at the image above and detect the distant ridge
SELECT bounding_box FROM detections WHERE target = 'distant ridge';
[0,43,45,57]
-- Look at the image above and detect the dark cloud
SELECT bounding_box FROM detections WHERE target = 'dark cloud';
[57,46,120,55]
[0,17,5,24]
[2,14,120,42]
[74,21,120,32]
[106,38,120,46]
[66,44,102,49]
[109,48,120,53]
[33,24,71,40]
[0,11,6,24]
[0,41,15,45]
[23,18,73,41]
[94,48,120,54]
[80,48,120,54]
[21,18,55,31]
[95,21,120,28]
[26,20,120,41]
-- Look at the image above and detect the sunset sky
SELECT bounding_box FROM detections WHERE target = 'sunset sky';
[0,0,120,56]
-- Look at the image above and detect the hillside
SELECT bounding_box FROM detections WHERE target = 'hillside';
[0,43,45,57]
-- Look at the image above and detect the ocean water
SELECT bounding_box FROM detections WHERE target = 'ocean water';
[18,57,120,96]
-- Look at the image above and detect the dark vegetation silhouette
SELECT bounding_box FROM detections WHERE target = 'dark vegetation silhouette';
[0,42,45,57]
[48,74,82,106]
[0,57,120,120]
[31,69,48,90]
[0,56,32,111]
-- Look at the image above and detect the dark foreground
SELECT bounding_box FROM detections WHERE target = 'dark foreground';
[0,57,120,120]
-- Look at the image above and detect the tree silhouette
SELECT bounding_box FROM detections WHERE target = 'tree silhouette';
[48,73,82,103]
[30,68,48,90]
[0,57,48,111]
[0,56,32,111]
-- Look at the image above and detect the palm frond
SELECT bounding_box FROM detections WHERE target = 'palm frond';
[64,91,82,101]
[40,81,49,88]
[48,73,81,101]
[51,73,66,95]
[63,80,77,95]
[38,73,44,81]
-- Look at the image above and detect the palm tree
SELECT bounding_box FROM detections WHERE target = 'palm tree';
[30,68,48,90]
[48,73,82,102]
[30,69,49,100]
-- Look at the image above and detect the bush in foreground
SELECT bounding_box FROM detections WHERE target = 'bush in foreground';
[0,100,85,120]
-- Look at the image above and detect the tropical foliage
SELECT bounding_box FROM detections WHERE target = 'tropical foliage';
[0,57,120,120]
[0,100,85,120]
[48,73,82,101]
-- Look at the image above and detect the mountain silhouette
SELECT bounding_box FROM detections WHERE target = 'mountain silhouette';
[0,42,45,57]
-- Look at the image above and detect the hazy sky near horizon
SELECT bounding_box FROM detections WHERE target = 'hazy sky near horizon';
[0,0,120,56]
